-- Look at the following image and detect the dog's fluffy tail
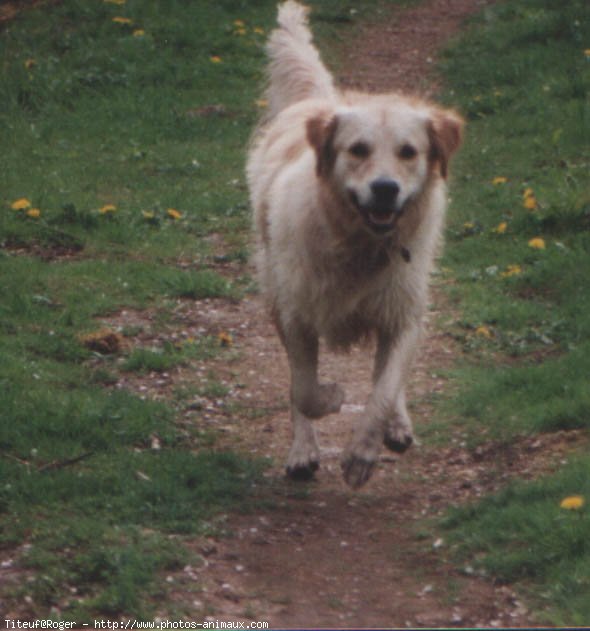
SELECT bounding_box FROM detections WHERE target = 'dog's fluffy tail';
[264,1,335,119]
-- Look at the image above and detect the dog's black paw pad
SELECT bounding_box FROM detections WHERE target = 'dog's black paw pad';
[286,461,319,481]
[383,434,413,453]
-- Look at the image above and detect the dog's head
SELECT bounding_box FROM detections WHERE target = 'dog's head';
[306,98,463,236]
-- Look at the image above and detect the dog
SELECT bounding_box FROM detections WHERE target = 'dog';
[246,1,463,488]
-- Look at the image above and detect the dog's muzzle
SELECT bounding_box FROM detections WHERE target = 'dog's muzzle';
[349,177,404,235]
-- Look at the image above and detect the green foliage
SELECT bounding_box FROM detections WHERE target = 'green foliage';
[0,0,284,618]
[0,0,376,617]
[121,336,222,373]
[439,0,590,408]
[437,0,590,625]
[4,451,262,617]
[442,348,590,440]
[442,459,590,626]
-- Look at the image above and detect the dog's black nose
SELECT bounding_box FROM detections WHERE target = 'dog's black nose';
[370,178,400,209]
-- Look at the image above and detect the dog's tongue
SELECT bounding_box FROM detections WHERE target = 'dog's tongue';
[369,208,395,226]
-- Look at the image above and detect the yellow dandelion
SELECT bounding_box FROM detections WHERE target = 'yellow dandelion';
[528,237,546,250]
[493,222,508,234]
[210,56,222,64]
[24,58,36,70]
[112,16,133,25]
[255,98,268,108]
[218,331,233,347]
[522,187,538,210]
[492,176,507,185]
[26,208,41,218]
[234,27,247,36]
[501,264,523,278]
[560,495,585,510]
[463,221,475,230]
[253,27,265,35]
[133,29,145,37]
[584,49,590,58]
[142,210,155,219]
[11,198,32,211]
[167,208,182,220]
[475,325,492,339]
[233,19,245,27]
[99,204,117,214]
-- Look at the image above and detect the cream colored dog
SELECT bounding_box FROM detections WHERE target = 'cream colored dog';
[247,1,463,488]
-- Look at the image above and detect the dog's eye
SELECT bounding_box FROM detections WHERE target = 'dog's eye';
[348,142,371,158]
[399,143,418,160]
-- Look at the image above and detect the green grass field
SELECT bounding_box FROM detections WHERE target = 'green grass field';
[0,0,376,618]
[435,0,590,625]
[2,0,589,623]
[1,0,275,617]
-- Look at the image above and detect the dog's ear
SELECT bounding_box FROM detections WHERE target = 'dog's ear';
[306,114,339,178]
[427,109,464,179]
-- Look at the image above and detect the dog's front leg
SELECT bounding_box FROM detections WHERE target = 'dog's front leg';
[287,406,321,480]
[341,324,420,489]
[284,322,345,420]
[279,319,344,479]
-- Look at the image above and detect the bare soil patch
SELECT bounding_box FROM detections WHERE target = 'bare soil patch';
[154,292,583,627]
[0,0,61,27]
[337,0,490,96]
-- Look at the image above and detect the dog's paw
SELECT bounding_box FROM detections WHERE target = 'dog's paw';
[286,459,319,481]
[297,382,345,418]
[340,452,376,489]
[341,434,380,488]
[383,431,413,453]
[286,441,320,482]
[383,415,414,453]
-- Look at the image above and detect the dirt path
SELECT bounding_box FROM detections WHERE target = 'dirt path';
[162,291,578,627]
[151,0,578,626]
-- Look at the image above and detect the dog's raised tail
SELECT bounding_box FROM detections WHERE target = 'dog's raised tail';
[264,1,335,119]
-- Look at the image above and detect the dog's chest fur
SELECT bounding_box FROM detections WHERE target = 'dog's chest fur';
[292,228,415,349]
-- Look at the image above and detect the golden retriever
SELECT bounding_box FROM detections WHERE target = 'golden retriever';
[247,1,463,488]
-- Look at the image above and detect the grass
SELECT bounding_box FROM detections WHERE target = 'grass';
[121,335,222,373]
[441,459,590,627]
[433,0,590,624]
[429,0,590,443]
[1,0,270,619]
[0,0,386,619]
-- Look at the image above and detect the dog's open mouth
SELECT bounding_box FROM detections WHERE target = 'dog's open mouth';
[366,207,397,230]
[349,191,400,234]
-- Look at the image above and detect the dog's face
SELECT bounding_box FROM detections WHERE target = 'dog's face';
[307,99,463,236]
